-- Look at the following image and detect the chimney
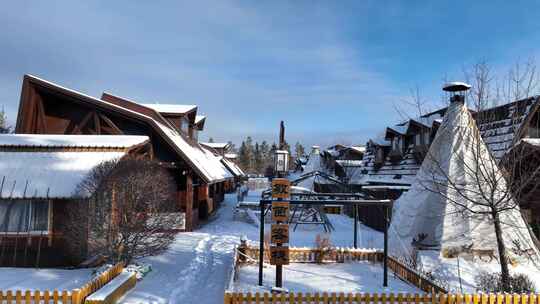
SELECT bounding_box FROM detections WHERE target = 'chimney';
[443,82,471,104]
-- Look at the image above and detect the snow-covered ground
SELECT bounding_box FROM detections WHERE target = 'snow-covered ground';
[234,261,421,293]
[120,190,389,304]
[419,251,540,293]
[119,188,540,303]
[0,268,93,291]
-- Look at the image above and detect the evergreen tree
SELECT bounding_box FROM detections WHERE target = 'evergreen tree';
[260,141,270,170]
[254,142,263,173]
[295,141,305,159]
[208,137,214,143]
[0,107,10,134]
[238,141,250,172]
[245,136,254,172]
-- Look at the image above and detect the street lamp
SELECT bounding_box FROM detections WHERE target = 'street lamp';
[274,150,289,174]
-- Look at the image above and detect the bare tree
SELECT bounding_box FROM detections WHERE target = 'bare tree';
[394,85,430,120]
[463,59,494,111]
[0,107,11,134]
[419,101,540,291]
[498,58,540,104]
[68,157,179,265]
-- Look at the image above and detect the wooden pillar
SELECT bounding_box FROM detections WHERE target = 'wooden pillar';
[185,175,194,231]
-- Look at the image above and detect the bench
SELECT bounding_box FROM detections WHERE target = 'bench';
[85,271,137,304]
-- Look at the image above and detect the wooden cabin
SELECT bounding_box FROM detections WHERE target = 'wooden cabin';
[0,134,150,266]
[14,75,235,231]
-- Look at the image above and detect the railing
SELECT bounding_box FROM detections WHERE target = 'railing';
[0,262,124,304]
[237,245,446,294]
[224,292,540,304]
[241,246,381,263]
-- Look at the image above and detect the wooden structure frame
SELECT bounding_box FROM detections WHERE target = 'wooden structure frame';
[14,75,235,231]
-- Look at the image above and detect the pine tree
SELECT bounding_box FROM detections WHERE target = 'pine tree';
[245,136,254,172]
[254,142,263,173]
[260,141,270,169]
[295,141,305,159]
[0,107,10,134]
[238,141,250,172]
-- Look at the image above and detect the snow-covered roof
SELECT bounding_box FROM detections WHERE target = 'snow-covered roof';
[370,133,391,146]
[202,142,229,149]
[350,146,366,153]
[335,160,363,167]
[0,151,126,199]
[221,158,245,177]
[0,134,149,149]
[23,75,232,183]
[224,153,238,159]
[154,122,233,182]
[141,104,197,115]
[195,115,206,124]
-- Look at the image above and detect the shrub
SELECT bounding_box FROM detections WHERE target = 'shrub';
[314,234,332,264]
[476,272,536,293]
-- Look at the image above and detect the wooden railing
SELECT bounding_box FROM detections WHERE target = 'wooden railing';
[0,262,124,304]
[224,292,540,304]
[241,246,382,263]
[237,246,446,294]
[387,256,446,294]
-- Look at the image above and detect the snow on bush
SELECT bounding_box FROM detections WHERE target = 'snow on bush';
[476,272,535,293]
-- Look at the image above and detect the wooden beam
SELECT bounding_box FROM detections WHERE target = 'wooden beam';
[93,112,101,135]
[99,114,123,135]
[35,95,47,133]
[72,112,93,134]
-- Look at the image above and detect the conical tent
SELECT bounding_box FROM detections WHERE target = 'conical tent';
[389,99,539,263]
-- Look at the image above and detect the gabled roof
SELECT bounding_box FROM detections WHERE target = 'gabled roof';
[195,115,206,130]
[141,104,197,116]
[18,75,231,183]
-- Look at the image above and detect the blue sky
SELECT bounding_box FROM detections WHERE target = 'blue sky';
[1,1,539,147]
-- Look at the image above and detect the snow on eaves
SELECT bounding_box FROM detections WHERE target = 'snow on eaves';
[221,158,245,177]
[0,151,126,199]
[155,122,233,182]
[141,104,197,115]
[195,115,206,123]
[0,134,149,148]
[202,142,229,149]
[24,75,231,184]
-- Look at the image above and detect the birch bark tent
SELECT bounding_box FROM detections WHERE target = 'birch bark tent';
[389,83,540,290]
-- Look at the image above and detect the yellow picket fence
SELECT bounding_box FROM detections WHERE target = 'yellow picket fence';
[224,292,540,304]
[238,245,446,293]
[0,262,124,304]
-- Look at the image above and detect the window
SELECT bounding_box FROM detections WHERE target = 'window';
[0,200,49,233]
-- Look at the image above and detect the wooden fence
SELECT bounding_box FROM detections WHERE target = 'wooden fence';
[237,246,446,294]
[241,246,382,264]
[0,262,124,304]
[224,292,540,304]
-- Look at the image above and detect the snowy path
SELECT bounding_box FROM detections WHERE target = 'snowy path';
[121,189,388,303]
[120,194,245,304]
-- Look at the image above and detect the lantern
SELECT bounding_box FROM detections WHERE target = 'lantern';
[274,150,289,173]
